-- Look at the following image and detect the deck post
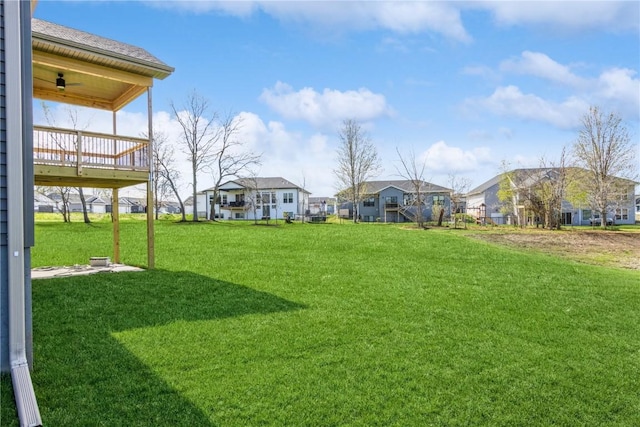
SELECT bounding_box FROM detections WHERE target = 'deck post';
[112,111,120,264]
[146,87,155,269]
[113,188,120,263]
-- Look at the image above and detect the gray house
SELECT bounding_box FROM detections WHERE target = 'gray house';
[1,1,41,425]
[467,168,637,226]
[341,180,452,223]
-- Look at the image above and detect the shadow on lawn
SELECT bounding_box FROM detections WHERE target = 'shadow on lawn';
[1,269,304,426]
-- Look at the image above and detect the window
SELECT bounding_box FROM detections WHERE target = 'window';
[363,197,375,207]
[582,209,592,219]
[615,208,629,220]
[222,194,227,205]
[235,212,245,219]
[283,192,293,204]
[385,196,398,204]
[261,192,269,204]
[433,195,445,206]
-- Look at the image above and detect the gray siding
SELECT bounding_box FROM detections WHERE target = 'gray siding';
[0,0,34,372]
[1,0,9,372]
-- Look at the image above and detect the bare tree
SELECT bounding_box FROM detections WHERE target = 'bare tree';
[207,112,262,220]
[243,173,260,224]
[171,91,219,222]
[396,147,428,228]
[537,149,569,229]
[148,130,175,220]
[41,101,91,224]
[448,174,472,229]
[155,136,187,222]
[299,173,307,223]
[571,106,637,229]
[334,119,382,223]
[42,102,93,223]
[49,186,72,222]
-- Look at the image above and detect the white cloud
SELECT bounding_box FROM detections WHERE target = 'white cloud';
[500,51,587,88]
[225,112,337,196]
[147,1,471,42]
[595,68,640,114]
[465,51,640,128]
[420,141,493,174]
[465,85,589,129]
[475,1,639,33]
[259,81,390,129]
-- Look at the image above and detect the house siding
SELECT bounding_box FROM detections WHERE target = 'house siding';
[1,0,34,372]
[0,0,8,372]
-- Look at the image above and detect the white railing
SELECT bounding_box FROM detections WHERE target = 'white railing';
[33,125,149,175]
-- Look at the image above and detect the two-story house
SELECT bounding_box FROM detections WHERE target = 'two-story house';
[200,177,310,221]
[466,168,637,226]
[340,180,453,223]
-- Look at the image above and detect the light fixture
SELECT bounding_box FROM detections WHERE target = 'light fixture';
[56,73,65,90]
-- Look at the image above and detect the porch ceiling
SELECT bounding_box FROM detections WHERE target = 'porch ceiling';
[32,19,174,112]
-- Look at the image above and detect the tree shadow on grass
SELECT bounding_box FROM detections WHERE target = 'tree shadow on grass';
[2,269,305,426]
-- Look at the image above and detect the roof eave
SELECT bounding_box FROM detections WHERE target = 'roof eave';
[32,33,174,79]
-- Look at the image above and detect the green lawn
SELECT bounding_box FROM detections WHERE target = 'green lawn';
[2,219,639,426]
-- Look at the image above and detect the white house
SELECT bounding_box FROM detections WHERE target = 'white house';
[199,177,310,220]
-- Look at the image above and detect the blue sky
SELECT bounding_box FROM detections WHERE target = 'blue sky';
[33,1,640,198]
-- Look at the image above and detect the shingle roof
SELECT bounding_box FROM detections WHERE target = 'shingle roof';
[212,177,310,193]
[362,180,451,194]
[467,167,638,196]
[32,19,174,75]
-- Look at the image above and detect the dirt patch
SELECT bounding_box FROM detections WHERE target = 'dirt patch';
[466,228,640,270]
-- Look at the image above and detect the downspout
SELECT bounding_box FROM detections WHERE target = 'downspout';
[6,1,43,425]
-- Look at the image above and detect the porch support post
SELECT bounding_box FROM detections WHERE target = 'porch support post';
[146,87,155,269]
[113,188,120,263]
[112,111,120,263]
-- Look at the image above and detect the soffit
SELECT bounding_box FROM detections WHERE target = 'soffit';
[32,19,174,112]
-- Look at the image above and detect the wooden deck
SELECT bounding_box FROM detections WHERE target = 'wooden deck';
[33,125,150,188]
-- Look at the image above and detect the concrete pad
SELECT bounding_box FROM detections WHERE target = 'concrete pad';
[32,264,144,279]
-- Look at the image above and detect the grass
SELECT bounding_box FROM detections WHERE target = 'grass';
[2,218,639,426]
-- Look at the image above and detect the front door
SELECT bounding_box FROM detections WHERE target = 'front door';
[561,212,572,225]
[262,205,270,219]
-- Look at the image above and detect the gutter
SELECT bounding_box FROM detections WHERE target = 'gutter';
[7,1,42,425]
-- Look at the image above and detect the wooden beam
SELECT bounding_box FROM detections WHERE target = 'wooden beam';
[33,87,113,110]
[112,85,148,112]
[146,87,155,269]
[113,188,120,264]
[32,51,153,86]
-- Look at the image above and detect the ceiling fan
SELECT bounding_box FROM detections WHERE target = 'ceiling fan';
[34,72,82,91]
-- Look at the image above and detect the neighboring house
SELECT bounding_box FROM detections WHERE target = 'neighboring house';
[636,196,640,222]
[340,180,452,223]
[184,193,207,218]
[158,200,181,214]
[34,192,56,212]
[308,197,337,215]
[66,194,107,214]
[46,191,108,214]
[120,197,146,214]
[466,168,637,226]
[199,177,310,220]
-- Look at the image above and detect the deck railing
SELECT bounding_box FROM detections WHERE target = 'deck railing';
[33,125,149,175]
